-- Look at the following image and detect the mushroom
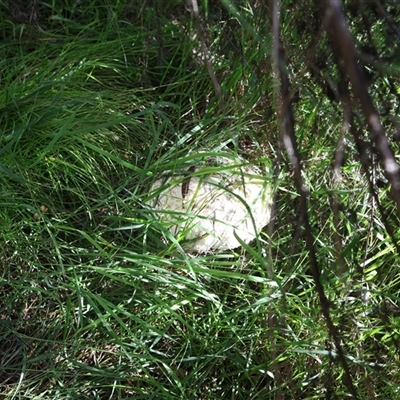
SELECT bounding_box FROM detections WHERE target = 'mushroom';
[148,156,272,253]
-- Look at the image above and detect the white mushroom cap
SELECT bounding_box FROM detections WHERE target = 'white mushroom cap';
[148,156,272,253]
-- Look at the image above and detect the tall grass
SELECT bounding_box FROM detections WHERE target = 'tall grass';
[0,1,399,399]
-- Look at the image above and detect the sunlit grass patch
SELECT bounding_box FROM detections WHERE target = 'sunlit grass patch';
[0,1,400,399]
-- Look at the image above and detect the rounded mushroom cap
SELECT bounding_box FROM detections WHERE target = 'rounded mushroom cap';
[148,156,272,253]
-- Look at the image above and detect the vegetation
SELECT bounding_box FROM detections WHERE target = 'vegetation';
[0,0,399,398]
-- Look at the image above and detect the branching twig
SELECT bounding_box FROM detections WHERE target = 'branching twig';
[271,1,360,398]
[324,0,400,217]
[351,110,400,256]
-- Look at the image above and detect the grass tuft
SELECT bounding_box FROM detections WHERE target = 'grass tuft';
[0,1,400,398]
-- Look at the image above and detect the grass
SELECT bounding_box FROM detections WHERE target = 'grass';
[1,1,400,399]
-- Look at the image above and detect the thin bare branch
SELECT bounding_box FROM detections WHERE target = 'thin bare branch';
[324,0,400,217]
[331,100,348,279]
[357,50,400,79]
[272,2,360,398]
[373,0,400,39]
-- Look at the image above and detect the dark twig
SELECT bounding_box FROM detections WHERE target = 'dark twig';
[271,1,360,398]
[323,0,400,217]
[357,50,400,79]
[323,0,400,256]
[351,110,400,256]
[331,99,348,279]
[373,0,400,39]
